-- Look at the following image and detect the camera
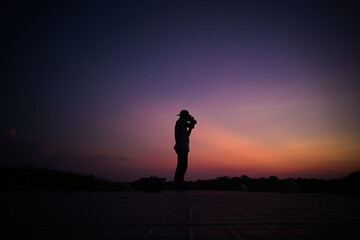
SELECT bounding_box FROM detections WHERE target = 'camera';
[188,115,197,125]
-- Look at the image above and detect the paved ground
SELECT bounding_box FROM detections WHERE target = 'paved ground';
[1,191,360,239]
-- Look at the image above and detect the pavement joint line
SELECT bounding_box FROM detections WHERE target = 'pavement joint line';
[189,207,193,221]
[209,208,223,220]
[227,226,246,240]
[140,227,154,240]
[160,208,173,221]
[189,227,194,240]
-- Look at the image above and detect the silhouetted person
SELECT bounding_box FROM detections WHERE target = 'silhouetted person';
[173,110,197,189]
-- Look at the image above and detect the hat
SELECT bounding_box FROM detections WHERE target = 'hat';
[177,110,190,117]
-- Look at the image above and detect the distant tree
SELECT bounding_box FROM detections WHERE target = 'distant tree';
[268,176,279,181]
[240,175,250,180]
[216,176,230,180]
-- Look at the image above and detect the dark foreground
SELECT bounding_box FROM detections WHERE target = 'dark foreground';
[2,191,360,240]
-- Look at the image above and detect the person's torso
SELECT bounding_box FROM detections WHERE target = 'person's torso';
[174,118,189,150]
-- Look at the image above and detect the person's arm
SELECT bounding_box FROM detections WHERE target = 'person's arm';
[187,127,192,136]
[187,121,195,136]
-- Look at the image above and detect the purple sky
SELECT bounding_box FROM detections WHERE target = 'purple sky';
[2,0,360,181]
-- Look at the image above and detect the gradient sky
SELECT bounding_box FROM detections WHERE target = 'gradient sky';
[2,0,360,181]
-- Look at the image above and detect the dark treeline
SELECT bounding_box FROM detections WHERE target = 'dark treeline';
[0,166,124,191]
[163,176,343,194]
[1,166,359,195]
[134,175,359,195]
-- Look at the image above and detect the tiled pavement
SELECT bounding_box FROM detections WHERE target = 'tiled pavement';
[1,191,360,239]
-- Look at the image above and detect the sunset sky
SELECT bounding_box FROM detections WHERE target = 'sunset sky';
[2,0,360,181]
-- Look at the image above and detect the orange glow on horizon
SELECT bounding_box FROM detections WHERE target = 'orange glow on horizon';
[186,121,360,178]
[101,104,360,181]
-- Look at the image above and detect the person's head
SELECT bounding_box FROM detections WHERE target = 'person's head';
[178,109,197,124]
[177,109,190,120]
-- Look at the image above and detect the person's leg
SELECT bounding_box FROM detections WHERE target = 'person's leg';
[178,150,188,183]
[173,149,183,187]
[173,149,188,188]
